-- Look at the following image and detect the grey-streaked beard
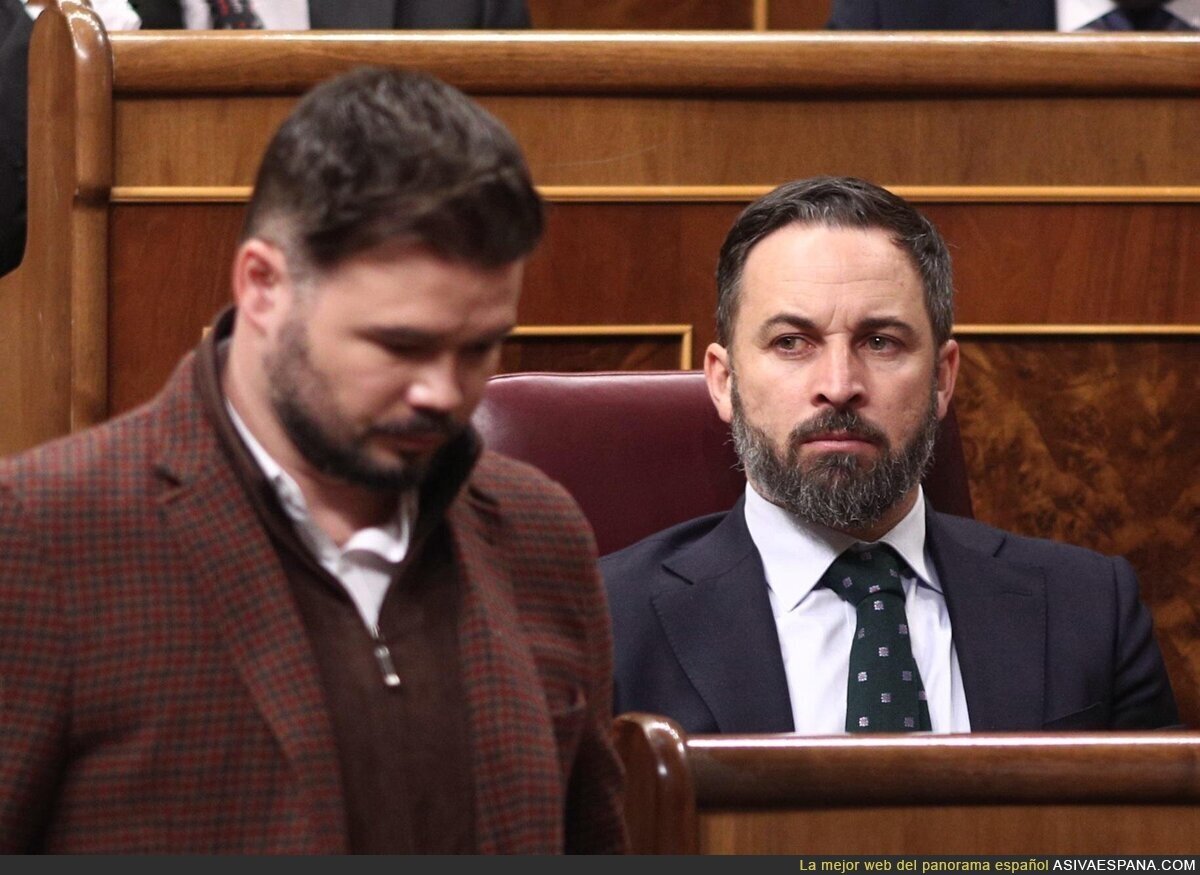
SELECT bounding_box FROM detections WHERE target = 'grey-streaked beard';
[730,377,940,530]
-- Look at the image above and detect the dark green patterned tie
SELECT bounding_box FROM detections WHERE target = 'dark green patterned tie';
[823,544,931,733]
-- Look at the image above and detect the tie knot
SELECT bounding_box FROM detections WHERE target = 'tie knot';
[1125,7,1174,29]
[1089,6,1181,30]
[823,543,908,606]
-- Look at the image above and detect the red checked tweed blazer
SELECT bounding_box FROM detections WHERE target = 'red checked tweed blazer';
[0,352,626,853]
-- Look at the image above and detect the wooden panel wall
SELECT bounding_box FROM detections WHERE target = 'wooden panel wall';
[4,13,1199,723]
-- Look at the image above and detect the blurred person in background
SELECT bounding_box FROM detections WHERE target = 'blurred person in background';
[827,0,1199,31]
[129,0,530,29]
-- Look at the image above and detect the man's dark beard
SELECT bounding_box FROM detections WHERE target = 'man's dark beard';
[267,317,459,492]
[730,378,939,531]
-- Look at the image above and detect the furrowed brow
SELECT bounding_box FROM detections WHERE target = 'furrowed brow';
[857,316,917,337]
[755,313,818,343]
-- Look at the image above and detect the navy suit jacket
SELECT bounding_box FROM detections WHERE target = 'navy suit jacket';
[307,0,530,29]
[0,0,31,277]
[130,0,530,30]
[827,0,1056,30]
[601,497,1179,733]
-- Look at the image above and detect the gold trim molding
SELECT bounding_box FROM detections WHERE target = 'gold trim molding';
[114,186,251,203]
[956,324,1200,336]
[509,324,693,370]
[548,185,1200,204]
[752,0,769,31]
[112,185,1200,205]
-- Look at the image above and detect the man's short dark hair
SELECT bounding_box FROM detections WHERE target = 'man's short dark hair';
[241,66,543,271]
[715,176,954,348]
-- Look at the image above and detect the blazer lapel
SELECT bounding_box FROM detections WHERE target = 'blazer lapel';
[656,498,795,733]
[927,510,1047,731]
[151,366,346,848]
[448,485,561,853]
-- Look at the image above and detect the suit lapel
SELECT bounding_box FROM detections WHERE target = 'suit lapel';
[927,510,1047,731]
[975,0,1057,29]
[656,499,795,733]
[308,0,395,28]
[151,363,346,849]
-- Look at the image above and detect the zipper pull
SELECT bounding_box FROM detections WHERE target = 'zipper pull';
[371,627,402,689]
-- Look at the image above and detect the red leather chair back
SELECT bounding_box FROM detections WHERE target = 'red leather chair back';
[473,371,973,556]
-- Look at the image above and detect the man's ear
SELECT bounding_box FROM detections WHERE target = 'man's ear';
[935,338,960,420]
[704,342,734,424]
[231,238,292,333]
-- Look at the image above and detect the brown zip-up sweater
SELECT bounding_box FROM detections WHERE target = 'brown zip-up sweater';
[196,310,476,852]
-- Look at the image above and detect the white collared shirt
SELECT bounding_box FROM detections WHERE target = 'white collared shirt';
[180,0,310,29]
[744,482,971,734]
[22,0,142,29]
[1057,0,1200,30]
[227,402,415,630]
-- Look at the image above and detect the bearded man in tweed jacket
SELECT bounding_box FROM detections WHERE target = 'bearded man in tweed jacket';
[0,67,626,853]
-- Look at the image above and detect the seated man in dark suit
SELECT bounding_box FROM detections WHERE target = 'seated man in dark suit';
[131,0,530,30]
[0,0,31,277]
[827,0,1198,31]
[602,176,1179,735]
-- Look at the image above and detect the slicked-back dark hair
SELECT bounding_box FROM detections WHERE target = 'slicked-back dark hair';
[241,66,543,272]
[715,176,954,348]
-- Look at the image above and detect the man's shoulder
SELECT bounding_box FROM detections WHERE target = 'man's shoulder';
[0,404,158,491]
[931,510,1125,574]
[470,448,579,507]
[599,510,732,581]
[0,361,199,507]
[466,449,597,542]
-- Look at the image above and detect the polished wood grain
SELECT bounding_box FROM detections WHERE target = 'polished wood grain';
[925,203,1200,323]
[768,0,835,30]
[612,714,698,855]
[107,184,1200,206]
[105,203,699,411]
[526,0,754,30]
[954,339,1200,727]
[499,335,684,372]
[615,713,1200,854]
[529,202,1200,329]
[107,204,240,414]
[687,733,1200,805]
[114,95,1200,188]
[0,1,111,455]
[698,804,1200,853]
[108,32,1200,95]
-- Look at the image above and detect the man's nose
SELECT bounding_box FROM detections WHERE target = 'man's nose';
[812,345,866,410]
[406,353,465,413]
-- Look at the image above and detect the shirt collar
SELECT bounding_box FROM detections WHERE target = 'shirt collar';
[225,400,414,563]
[744,481,938,614]
[1057,0,1200,30]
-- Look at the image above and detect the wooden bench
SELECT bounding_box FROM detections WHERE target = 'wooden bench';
[615,712,1200,853]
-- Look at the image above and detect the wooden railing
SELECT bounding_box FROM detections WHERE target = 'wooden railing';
[615,713,1200,853]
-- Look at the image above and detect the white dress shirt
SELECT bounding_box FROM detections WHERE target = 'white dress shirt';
[22,0,142,29]
[743,482,971,734]
[227,403,415,630]
[1057,0,1200,30]
[181,0,309,29]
